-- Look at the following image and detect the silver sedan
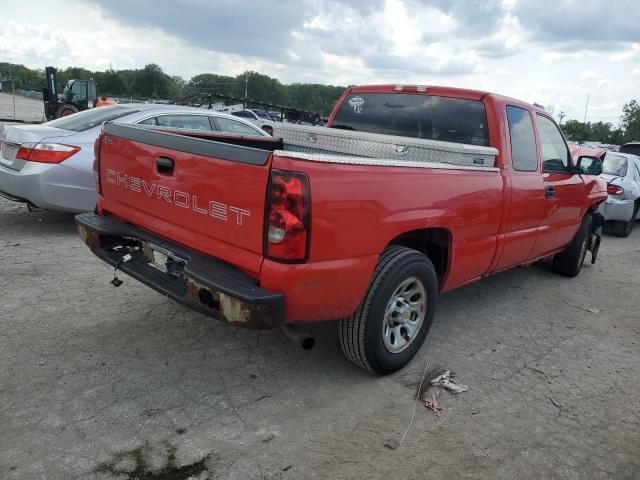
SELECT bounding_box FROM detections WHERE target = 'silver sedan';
[0,104,270,213]
[599,151,640,237]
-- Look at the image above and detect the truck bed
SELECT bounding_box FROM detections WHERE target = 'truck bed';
[134,122,499,170]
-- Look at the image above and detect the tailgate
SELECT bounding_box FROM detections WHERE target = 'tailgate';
[98,123,272,273]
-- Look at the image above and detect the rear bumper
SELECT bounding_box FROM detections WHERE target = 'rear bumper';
[0,161,96,212]
[598,197,634,222]
[75,212,284,330]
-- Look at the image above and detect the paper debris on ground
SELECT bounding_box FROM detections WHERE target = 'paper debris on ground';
[430,370,468,394]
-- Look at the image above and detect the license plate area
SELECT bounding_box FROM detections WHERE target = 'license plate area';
[0,141,19,166]
[142,242,186,277]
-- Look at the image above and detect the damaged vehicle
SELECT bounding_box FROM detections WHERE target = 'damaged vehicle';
[599,151,640,237]
[76,84,607,373]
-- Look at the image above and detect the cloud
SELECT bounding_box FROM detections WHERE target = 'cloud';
[580,70,599,80]
[514,0,639,47]
[87,0,311,60]
[610,43,640,62]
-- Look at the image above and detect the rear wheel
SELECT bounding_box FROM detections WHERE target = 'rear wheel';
[339,246,438,374]
[552,214,593,277]
[56,104,79,118]
[611,205,637,237]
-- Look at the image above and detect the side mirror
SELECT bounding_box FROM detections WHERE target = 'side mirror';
[576,155,603,175]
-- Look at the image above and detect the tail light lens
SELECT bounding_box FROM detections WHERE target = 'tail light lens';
[93,134,102,194]
[265,170,310,262]
[607,184,624,195]
[16,143,80,163]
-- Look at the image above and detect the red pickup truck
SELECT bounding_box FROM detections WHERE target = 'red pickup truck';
[76,85,606,373]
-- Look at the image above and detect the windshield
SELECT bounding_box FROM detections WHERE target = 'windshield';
[252,110,272,119]
[602,154,628,176]
[619,144,640,156]
[45,106,139,132]
[332,93,489,146]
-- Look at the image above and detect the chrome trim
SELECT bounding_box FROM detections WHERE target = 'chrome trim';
[274,150,500,172]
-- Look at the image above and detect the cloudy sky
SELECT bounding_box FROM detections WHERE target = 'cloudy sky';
[1,0,638,124]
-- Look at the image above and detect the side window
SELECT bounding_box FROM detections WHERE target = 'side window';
[71,81,87,101]
[88,82,97,101]
[635,163,640,181]
[216,117,262,136]
[506,106,537,171]
[155,115,212,131]
[137,117,158,126]
[536,114,570,173]
[232,111,254,119]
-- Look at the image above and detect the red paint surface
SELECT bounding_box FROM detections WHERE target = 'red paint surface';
[97,85,607,324]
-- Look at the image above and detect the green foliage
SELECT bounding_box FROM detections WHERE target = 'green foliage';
[1,62,346,114]
[621,100,640,143]
[561,119,616,143]
[0,62,44,90]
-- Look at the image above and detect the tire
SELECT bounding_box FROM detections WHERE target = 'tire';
[339,246,438,374]
[56,104,79,118]
[611,205,637,237]
[552,214,593,277]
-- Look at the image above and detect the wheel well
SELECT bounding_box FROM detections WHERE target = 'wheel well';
[388,228,451,282]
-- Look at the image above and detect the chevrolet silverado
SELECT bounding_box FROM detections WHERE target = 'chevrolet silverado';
[76,85,606,373]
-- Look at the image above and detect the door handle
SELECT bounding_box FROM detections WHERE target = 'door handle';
[156,156,174,175]
[545,185,555,199]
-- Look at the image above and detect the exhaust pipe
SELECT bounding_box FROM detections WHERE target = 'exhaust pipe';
[282,324,315,350]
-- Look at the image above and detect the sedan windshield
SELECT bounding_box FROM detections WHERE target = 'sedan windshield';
[252,110,272,119]
[602,154,628,176]
[45,106,139,132]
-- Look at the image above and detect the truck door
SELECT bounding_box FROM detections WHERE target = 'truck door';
[529,114,583,258]
[494,106,547,270]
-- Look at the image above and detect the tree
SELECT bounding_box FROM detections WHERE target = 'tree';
[621,99,640,142]
[0,61,345,113]
[186,73,237,96]
[561,120,614,143]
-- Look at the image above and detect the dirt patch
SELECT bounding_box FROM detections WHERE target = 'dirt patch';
[95,442,210,480]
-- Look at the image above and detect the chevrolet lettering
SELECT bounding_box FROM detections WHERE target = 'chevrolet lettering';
[105,168,251,225]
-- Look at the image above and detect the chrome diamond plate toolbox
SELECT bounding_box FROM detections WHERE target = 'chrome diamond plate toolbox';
[273,123,498,167]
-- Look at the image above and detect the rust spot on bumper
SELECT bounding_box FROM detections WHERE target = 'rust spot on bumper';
[186,278,273,330]
[77,224,101,248]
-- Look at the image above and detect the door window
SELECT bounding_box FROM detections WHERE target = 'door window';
[88,82,97,101]
[536,115,570,173]
[155,115,212,131]
[506,106,537,171]
[137,117,158,126]
[216,117,263,135]
[70,81,87,101]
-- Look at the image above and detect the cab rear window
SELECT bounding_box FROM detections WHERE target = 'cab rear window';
[332,93,489,146]
[44,106,139,132]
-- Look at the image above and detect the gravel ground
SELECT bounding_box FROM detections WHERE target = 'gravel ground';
[0,196,639,480]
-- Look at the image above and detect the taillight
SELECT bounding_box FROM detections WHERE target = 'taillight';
[607,184,624,195]
[265,170,310,262]
[16,143,80,163]
[93,134,102,194]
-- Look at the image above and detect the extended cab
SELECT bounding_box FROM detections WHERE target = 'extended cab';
[76,85,607,373]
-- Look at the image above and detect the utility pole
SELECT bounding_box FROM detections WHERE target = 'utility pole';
[244,73,248,109]
[558,111,566,126]
[583,93,590,123]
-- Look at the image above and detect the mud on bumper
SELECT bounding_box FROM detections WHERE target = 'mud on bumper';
[75,213,284,330]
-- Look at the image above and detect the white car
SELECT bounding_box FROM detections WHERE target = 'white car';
[599,151,640,237]
[0,104,270,213]
[231,109,275,135]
